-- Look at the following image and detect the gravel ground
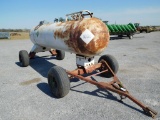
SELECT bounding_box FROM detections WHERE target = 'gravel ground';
[0,32,160,120]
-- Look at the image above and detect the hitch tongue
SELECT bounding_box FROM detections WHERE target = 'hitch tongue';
[103,60,158,118]
[144,107,158,119]
[67,59,158,119]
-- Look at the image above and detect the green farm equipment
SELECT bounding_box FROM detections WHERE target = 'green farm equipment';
[103,21,137,39]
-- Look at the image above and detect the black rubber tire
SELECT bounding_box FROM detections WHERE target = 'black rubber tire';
[98,54,119,78]
[19,50,29,67]
[129,35,133,39]
[56,50,65,60]
[48,66,70,98]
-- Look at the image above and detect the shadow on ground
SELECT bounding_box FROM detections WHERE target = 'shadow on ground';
[70,81,147,116]
[29,56,56,77]
[16,55,56,78]
[16,55,148,117]
[110,36,126,40]
[110,35,145,40]
[37,82,56,98]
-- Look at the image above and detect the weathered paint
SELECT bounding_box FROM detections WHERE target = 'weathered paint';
[30,17,109,57]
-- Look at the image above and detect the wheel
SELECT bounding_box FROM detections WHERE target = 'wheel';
[56,50,65,60]
[48,66,70,98]
[98,54,119,78]
[129,34,133,39]
[19,50,29,67]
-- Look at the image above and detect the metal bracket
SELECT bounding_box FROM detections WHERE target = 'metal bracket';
[66,10,93,21]
[76,55,94,68]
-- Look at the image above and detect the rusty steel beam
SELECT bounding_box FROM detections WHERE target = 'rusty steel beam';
[29,52,36,59]
[66,61,158,118]
[70,63,102,75]
[49,49,57,56]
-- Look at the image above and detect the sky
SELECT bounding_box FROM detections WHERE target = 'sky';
[0,0,160,29]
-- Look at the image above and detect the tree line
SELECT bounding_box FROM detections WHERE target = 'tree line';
[0,29,30,32]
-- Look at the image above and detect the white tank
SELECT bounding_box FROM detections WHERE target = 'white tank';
[30,11,110,57]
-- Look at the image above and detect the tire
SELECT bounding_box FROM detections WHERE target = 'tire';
[48,66,70,98]
[19,50,29,67]
[129,35,133,39]
[56,50,65,60]
[98,54,119,78]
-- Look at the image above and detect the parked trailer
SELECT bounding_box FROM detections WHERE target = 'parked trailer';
[104,22,137,39]
[19,10,157,118]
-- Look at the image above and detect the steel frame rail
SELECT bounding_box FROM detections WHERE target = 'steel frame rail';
[66,60,158,118]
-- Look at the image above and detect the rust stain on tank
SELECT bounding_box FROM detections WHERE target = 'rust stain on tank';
[54,21,74,40]
[54,18,109,56]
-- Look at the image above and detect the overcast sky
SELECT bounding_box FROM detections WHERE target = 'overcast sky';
[1,0,160,29]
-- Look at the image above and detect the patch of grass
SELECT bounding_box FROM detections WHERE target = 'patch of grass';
[0,32,30,40]
[10,32,29,40]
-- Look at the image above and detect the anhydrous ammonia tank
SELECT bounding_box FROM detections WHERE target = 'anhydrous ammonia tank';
[30,11,110,57]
